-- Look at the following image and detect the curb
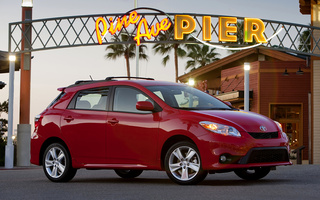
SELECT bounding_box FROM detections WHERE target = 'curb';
[0,166,41,170]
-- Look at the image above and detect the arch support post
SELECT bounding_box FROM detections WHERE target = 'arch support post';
[17,2,33,167]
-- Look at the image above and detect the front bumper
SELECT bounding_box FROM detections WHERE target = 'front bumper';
[209,146,291,171]
[198,132,292,170]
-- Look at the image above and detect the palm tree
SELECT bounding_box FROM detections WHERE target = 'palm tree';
[152,27,188,82]
[185,44,220,71]
[228,21,257,53]
[0,100,8,136]
[298,28,311,53]
[0,100,8,166]
[105,32,148,78]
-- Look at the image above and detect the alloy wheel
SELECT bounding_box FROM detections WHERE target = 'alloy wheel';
[45,146,66,179]
[43,143,77,182]
[165,142,207,185]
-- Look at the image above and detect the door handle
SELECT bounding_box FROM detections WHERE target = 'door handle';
[108,118,119,125]
[63,116,74,122]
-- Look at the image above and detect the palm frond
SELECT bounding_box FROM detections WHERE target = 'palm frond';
[105,30,148,76]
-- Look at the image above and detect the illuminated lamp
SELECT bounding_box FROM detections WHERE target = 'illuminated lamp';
[22,0,33,7]
[9,55,16,62]
[188,78,195,86]
[244,62,250,71]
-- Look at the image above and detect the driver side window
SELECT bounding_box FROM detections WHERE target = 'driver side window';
[113,87,152,113]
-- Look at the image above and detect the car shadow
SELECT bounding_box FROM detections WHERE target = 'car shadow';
[200,178,292,186]
[68,176,292,186]
[70,177,173,185]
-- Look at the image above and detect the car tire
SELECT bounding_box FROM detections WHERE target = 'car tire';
[114,169,143,179]
[43,143,77,182]
[164,141,208,185]
[234,167,271,180]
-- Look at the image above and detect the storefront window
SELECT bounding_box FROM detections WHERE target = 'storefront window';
[271,105,301,121]
[270,104,302,159]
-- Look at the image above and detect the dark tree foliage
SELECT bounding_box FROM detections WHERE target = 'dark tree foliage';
[0,100,8,166]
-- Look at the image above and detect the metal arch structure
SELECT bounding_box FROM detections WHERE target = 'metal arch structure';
[7,9,320,57]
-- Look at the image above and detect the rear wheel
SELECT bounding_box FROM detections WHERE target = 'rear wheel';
[234,167,271,180]
[114,169,143,179]
[164,141,208,185]
[43,143,77,182]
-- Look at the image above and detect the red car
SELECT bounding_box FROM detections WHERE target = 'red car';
[31,77,291,185]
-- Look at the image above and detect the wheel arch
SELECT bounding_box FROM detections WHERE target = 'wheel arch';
[160,135,196,170]
[39,137,69,166]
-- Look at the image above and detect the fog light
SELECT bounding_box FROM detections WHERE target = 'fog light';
[219,154,240,164]
[220,155,227,163]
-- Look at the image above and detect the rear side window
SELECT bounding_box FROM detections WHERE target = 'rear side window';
[68,88,109,111]
[47,92,65,108]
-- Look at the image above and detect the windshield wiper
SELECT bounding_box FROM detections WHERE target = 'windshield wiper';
[206,108,234,110]
[172,107,238,111]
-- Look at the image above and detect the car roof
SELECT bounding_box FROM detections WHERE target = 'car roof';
[61,78,184,92]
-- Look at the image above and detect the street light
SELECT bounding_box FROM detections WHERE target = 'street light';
[5,54,16,168]
[22,0,33,7]
[188,78,195,86]
[9,55,16,62]
[244,62,250,111]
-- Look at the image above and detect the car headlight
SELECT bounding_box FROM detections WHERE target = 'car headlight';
[199,121,241,137]
[274,121,283,131]
[274,121,288,141]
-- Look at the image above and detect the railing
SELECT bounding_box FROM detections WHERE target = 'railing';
[293,145,305,164]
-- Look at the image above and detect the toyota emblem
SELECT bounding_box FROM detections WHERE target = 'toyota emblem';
[260,126,267,132]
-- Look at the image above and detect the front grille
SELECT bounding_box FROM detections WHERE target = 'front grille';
[239,147,290,164]
[248,132,279,139]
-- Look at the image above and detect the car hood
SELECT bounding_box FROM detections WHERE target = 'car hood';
[192,110,278,133]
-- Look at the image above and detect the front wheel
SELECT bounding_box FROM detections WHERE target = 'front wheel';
[164,141,208,185]
[234,167,271,180]
[114,169,143,179]
[43,143,77,182]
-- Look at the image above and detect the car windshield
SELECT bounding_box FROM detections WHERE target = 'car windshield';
[146,85,232,110]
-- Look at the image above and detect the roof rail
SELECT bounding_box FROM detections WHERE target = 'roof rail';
[105,76,154,81]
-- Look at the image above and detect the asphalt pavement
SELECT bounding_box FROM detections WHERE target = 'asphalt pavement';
[1,165,319,200]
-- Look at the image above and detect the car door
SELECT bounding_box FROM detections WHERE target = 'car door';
[61,87,109,165]
[106,86,161,167]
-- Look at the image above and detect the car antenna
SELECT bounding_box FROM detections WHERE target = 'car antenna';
[89,75,93,81]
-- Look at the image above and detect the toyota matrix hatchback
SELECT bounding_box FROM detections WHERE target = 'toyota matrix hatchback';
[31,77,291,185]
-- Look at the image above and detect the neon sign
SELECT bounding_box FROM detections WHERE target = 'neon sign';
[96,11,171,46]
[174,15,267,43]
[95,10,280,50]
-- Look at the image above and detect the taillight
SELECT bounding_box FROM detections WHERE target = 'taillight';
[32,114,43,139]
[34,114,43,129]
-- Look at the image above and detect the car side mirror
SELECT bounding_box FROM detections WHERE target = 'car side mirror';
[136,101,154,111]
[224,101,232,107]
